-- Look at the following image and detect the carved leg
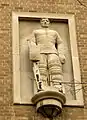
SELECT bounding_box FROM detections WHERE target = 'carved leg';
[39,54,48,89]
[48,54,63,92]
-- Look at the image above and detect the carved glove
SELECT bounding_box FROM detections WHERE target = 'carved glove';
[59,54,66,64]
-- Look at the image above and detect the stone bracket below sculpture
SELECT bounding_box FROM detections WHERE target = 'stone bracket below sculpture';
[31,90,66,118]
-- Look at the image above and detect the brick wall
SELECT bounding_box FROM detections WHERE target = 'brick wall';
[0,0,87,119]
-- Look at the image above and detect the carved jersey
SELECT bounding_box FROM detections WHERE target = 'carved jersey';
[32,28,63,54]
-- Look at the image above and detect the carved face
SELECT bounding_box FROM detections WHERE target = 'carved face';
[40,18,50,28]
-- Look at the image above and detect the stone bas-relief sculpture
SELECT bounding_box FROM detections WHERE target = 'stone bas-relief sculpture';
[28,18,66,118]
[28,18,65,92]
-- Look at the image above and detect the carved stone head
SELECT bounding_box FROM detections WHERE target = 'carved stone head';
[40,18,50,28]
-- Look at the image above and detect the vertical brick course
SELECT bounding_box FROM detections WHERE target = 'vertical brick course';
[0,0,87,119]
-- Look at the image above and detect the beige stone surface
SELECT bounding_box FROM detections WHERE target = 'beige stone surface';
[31,90,66,114]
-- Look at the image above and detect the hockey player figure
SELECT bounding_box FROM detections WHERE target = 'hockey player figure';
[28,18,65,92]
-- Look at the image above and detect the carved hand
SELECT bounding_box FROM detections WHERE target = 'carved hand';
[59,54,66,64]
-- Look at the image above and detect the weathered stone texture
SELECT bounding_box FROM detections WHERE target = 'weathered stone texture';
[0,0,87,119]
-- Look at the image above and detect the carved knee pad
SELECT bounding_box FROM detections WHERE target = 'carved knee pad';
[48,55,63,90]
[39,63,48,87]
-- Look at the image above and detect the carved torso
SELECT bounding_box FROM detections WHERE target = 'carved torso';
[33,28,59,54]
